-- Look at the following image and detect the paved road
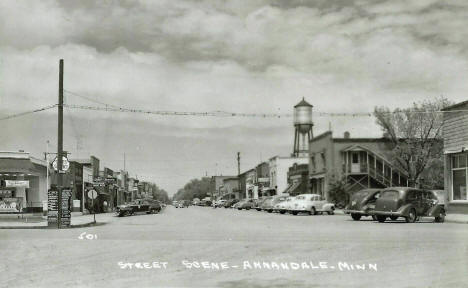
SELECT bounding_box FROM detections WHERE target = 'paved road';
[1,206,467,288]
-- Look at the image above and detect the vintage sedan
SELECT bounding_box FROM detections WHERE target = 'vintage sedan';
[273,196,296,214]
[344,189,381,221]
[116,199,162,217]
[224,199,239,208]
[372,187,446,223]
[237,199,255,210]
[289,194,335,215]
[261,195,288,213]
[253,197,271,211]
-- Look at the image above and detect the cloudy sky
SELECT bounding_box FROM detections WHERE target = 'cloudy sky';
[1,0,468,195]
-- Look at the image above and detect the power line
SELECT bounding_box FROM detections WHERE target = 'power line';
[0,104,57,121]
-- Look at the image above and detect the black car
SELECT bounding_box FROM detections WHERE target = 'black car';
[344,188,381,221]
[224,199,239,208]
[116,199,162,217]
[371,187,446,223]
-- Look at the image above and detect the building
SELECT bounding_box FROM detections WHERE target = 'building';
[239,169,256,199]
[443,100,468,214]
[269,156,309,195]
[308,131,410,201]
[220,177,240,199]
[285,163,309,196]
[254,162,271,197]
[50,160,84,212]
[0,151,48,213]
[210,176,236,200]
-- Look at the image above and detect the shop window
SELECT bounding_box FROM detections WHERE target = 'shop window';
[453,170,467,201]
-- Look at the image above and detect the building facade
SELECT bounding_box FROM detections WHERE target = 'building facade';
[309,131,410,201]
[0,151,48,213]
[269,156,308,195]
[443,100,468,214]
[285,163,309,196]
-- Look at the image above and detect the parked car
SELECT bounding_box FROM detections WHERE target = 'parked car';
[199,200,212,207]
[224,199,239,208]
[253,197,271,211]
[214,199,227,208]
[344,188,381,221]
[371,187,446,223]
[192,198,200,206]
[273,196,296,214]
[116,199,162,216]
[237,199,255,210]
[289,194,335,215]
[431,190,447,209]
[263,195,289,213]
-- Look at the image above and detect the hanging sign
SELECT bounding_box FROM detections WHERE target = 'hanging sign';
[52,156,70,172]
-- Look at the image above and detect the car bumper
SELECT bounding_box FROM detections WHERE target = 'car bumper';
[371,211,403,217]
[344,209,370,215]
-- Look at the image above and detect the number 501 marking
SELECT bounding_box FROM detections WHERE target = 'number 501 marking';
[78,232,98,240]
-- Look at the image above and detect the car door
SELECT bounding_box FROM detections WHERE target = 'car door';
[406,190,421,214]
[421,191,436,216]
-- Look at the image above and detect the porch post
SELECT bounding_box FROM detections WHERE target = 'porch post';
[367,152,370,188]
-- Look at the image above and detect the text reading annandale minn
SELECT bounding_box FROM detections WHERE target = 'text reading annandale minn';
[117,261,378,271]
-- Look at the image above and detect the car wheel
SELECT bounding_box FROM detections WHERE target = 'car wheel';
[267,209,273,213]
[390,216,399,221]
[280,210,285,214]
[351,214,361,221]
[405,209,417,223]
[238,208,242,210]
[246,207,251,210]
[435,212,445,223]
[292,211,298,215]
[256,208,261,211]
[310,207,316,216]
[377,215,387,223]
[372,215,377,221]
[327,210,334,215]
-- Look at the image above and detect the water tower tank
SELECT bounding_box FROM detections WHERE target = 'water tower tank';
[294,98,313,133]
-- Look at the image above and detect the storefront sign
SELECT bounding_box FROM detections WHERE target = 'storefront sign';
[0,198,21,212]
[5,180,29,188]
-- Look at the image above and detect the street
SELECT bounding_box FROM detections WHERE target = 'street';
[2,206,468,288]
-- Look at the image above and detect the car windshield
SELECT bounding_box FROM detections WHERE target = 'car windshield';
[381,191,400,199]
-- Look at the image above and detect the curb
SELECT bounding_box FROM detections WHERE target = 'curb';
[0,221,106,229]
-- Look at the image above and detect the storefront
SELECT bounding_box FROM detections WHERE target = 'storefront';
[443,100,468,214]
[0,152,48,213]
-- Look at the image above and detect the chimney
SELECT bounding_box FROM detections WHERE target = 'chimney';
[344,131,350,139]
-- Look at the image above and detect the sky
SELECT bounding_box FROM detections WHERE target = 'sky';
[1,0,468,195]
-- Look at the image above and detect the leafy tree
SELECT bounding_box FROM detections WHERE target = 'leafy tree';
[173,177,211,201]
[327,174,350,207]
[374,98,450,187]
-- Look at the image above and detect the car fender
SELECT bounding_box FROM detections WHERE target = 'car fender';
[397,204,414,216]
[322,203,334,211]
[428,205,445,217]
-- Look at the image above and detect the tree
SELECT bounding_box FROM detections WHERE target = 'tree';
[327,174,350,207]
[374,98,450,187]
[173,177,211,201]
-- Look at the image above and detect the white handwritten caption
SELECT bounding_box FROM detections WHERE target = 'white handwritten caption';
[78,232,98,240]
[118,261,377,271]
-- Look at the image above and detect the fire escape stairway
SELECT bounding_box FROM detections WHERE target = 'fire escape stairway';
[366,150,409,188]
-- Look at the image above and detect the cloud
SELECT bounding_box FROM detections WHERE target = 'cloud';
[1,0,468,193]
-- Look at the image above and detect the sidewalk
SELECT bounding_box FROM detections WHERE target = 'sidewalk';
[0,212,113,229]
[337,209,468,224]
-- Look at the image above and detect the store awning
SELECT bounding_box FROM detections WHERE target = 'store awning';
[283,182,301,195]
[0,159,36,174]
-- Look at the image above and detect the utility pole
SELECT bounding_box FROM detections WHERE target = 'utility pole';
[237,152,241,197]
[57,59,64,229]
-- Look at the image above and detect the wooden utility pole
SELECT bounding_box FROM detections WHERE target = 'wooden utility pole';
[57,59,64,229]
[237,152,241,196]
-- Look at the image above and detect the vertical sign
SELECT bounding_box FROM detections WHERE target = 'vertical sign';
[47,188,59,227]
[61,188,72,227]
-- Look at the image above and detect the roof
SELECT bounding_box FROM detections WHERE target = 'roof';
[441,100,468,111]
[294,98,313,108]
[0,159,37,174]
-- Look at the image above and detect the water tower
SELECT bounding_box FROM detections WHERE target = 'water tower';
[293,98,313,157]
